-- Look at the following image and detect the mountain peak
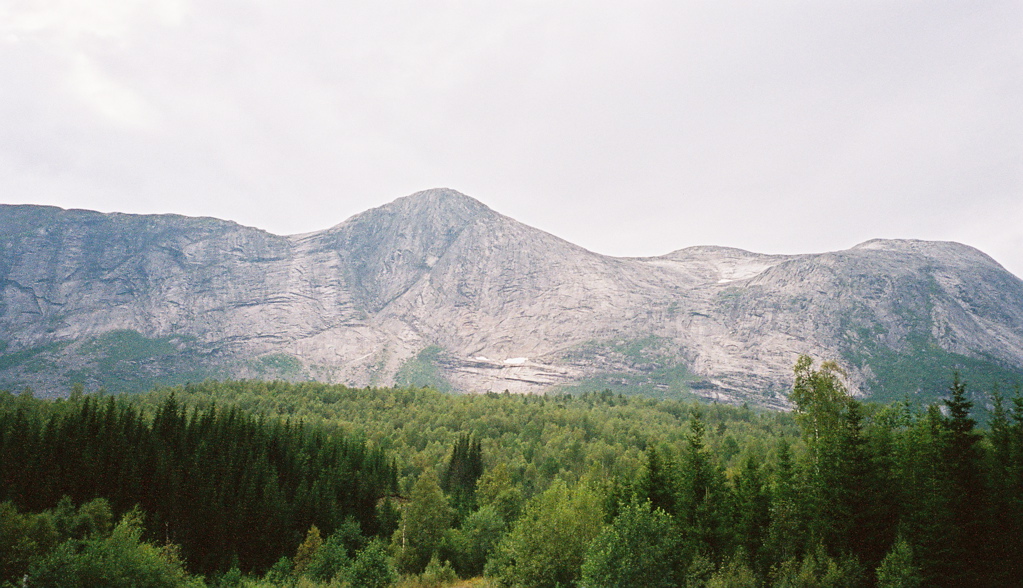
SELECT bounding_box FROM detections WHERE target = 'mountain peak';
[3,191,1023,406]
[377,188,493,220]
[309,189,503,312]
[396,187,488,206]
[851,238,1003,269]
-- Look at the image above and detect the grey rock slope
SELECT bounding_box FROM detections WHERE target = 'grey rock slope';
[2,189,1022,406]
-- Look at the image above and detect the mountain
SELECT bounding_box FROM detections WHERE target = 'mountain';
[2,189,1022,407]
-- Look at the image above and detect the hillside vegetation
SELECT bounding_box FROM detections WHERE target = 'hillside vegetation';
[2,359,1022,587]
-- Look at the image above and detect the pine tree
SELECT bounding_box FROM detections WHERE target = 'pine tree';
[442,433,483,515]
[293,525,324,577]
[732,451,770,575]
[830,400,888,565]
[899,405,956,587]
[766,439,807,563]
[676,410,729,561]
[876,537,922,588]
[941,373,988,584]
[637,445,676,516]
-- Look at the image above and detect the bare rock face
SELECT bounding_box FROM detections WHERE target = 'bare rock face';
[2,189,1022,406]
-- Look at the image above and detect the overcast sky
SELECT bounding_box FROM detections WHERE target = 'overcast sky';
[2,1,1021,278]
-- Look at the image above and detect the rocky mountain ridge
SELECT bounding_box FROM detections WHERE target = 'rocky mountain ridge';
[2,189,1022,407]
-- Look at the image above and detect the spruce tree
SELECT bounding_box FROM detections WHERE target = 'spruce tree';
[676,410,729,561]
[637,445,676,516]
[940,373,988,585]
[732,451,770,575]
[876,537,922,588]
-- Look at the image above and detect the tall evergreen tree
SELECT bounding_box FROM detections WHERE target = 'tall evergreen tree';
[829,400,888,565]
[939,373,989,585]
[636,445,676,516]
[731,451,771,575]
[676,410,729,562]
[876,537,922,588]
[898,404,956,587]
[766,439,807,564]
[441,433,483,515]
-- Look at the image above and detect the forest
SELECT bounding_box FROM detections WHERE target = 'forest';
[2,356,1022,587]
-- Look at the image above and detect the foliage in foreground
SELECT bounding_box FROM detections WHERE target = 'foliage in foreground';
[2,498,201,588]
[2,355,1022,587]
[0,390,395,575]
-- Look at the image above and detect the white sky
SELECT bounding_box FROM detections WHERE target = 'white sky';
[2,1,1021,278]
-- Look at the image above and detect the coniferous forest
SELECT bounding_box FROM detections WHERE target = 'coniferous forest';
[2,357,1023,587]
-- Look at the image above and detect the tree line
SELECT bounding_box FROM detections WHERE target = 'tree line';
[0,389,396,580]
[2,357,1022,586]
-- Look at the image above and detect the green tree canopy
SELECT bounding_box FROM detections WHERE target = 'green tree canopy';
[393,469,454,574]
[580,499,682,588]
[488,479,604,588]
[28,508,202,588]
